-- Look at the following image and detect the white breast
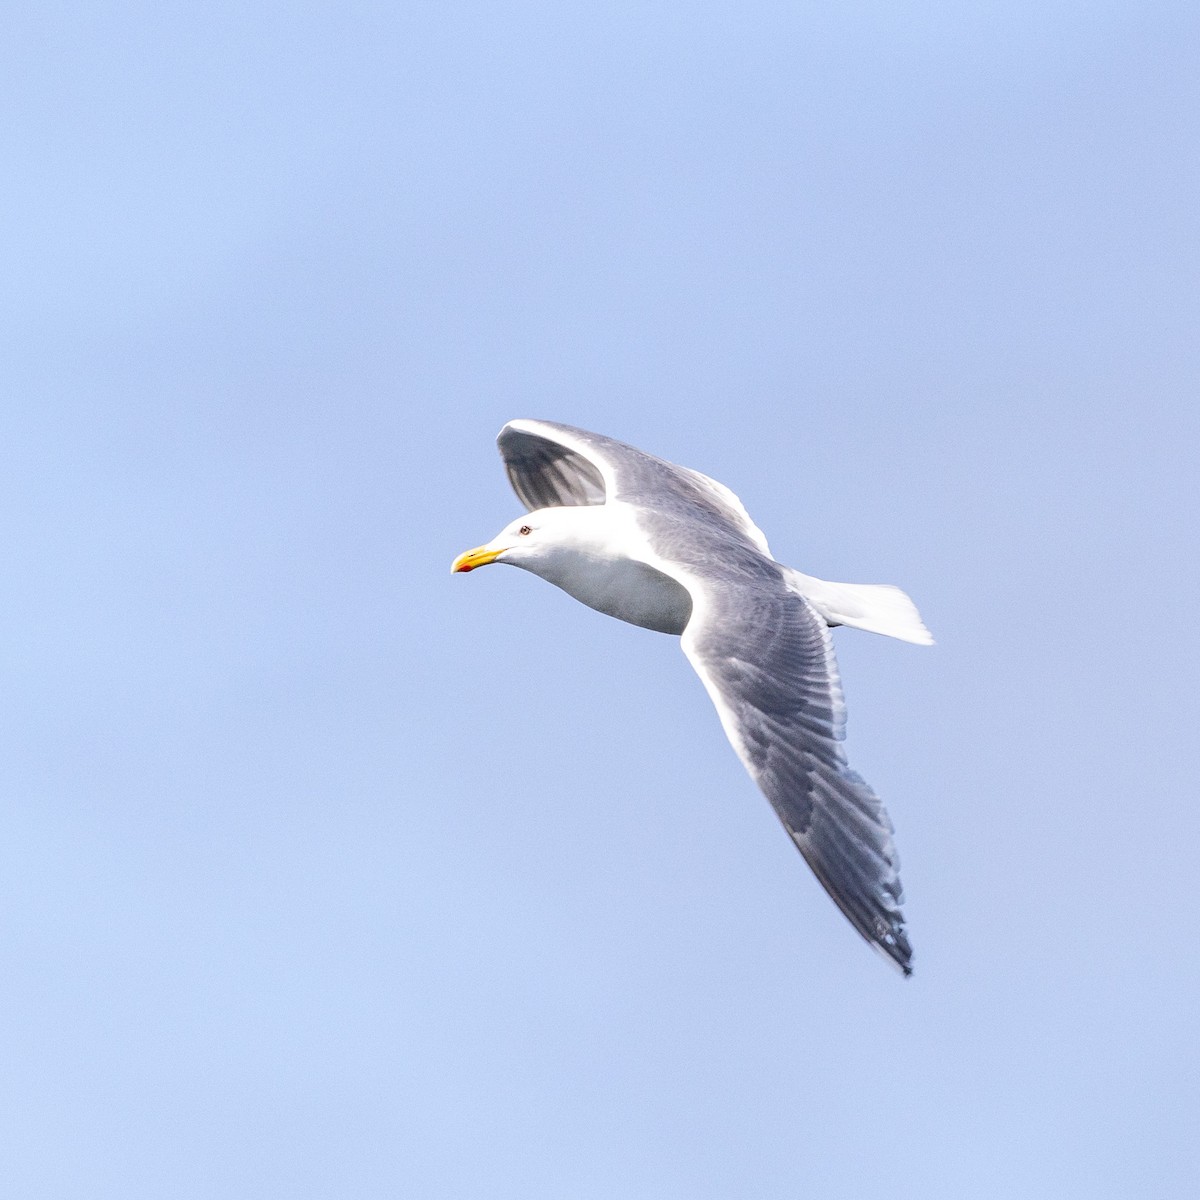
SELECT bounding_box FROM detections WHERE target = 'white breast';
[518,505,693,635]
[548,552,692,634]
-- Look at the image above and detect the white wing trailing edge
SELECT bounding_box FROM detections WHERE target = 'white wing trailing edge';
[678,465,773,557]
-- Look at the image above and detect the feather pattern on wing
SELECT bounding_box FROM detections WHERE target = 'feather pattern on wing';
[681,580,912,973]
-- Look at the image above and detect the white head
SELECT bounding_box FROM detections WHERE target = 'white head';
[453,503,692,634]
[451,505,613,580]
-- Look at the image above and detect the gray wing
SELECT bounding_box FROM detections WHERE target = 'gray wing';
[681,576,913,974]
[497,420,608,509]
[497,419,771,552]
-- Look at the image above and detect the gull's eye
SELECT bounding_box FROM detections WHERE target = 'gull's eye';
[518,524,532,536]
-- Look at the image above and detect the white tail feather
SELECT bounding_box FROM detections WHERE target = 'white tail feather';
[786,570,934,645]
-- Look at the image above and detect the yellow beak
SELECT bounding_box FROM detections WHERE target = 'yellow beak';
[451,544,506,573]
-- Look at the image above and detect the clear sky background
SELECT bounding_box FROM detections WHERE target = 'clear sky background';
[3,3,1198,1197]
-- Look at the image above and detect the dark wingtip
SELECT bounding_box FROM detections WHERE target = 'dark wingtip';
[874,917,913,978]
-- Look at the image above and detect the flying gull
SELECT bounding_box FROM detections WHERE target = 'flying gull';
[452,420,932,974]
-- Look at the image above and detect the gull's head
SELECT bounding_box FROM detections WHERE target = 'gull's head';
[451,506,603,576]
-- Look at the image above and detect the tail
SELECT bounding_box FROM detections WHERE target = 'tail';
[786,570,934,646]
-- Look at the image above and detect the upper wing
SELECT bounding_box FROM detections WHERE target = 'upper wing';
[497,419,771,553]
[496,420,608,509]
[680,576,913,974]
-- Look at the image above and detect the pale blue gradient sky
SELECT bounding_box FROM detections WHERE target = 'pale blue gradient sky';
[3,4,1198,1197]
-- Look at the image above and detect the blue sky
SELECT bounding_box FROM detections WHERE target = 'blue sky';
[3,3,1198,1196]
